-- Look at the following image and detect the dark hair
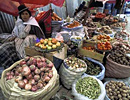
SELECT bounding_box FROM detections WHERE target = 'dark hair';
[19,9,31,19]
[18,5,31,20]
[82,1,86,5]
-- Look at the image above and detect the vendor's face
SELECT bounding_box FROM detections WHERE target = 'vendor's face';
[21,11,30,22]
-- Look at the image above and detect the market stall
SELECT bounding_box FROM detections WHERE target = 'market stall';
[0,0,130,100]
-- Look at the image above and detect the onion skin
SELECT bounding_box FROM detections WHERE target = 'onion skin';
[26,74,32,80]
[37,83,43,89]
[41,57,46,62]
[34,75,40,81]
[18,81,25,89]
[29,65,36,71]
[25,84,32,91]
[29,79,36,85]
[44,76,50,82]
[22,66,31,76]
[37,62,43,68]
[31,85,38,92]
[34,68,41,75]
[17,67,22,73]
[20,61,26,66]
[15,75,23,83]
[6,72,10,76]
[23,79,28,84]
[47,62,53,68]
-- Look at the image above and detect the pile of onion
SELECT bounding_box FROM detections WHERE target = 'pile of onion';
[6,56,54,92]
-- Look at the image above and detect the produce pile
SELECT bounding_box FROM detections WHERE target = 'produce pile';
[82,46,95,52]
[109,43,130,66]
[110,23,122,28]
[95,34,113,42]
[76,77,101,99]
[66,40,78,56]
[52,12,62,21]
[105,81,130,100]
[35,38,64,53]
[85,59,101,75]
[64,56,86,70]
[6,56,54,92]
[95,12,106,19]
[97,41,112,51]
[97,26,112,34]
[66,21,80,28]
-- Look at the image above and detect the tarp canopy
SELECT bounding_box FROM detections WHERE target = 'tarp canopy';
[107,0,130,3]
[0,0,65,16]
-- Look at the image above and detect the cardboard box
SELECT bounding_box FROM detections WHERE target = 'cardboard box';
[78,40,104,63]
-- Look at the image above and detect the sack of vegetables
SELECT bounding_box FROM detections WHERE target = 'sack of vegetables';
[59,57,87,89]
[104,80,130,100]
[72,76,106,100]
[0,56,58,100]
[83,57,105,80]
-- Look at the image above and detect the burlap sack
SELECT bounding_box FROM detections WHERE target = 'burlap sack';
[0,56,58,100]
[105,55,130,78]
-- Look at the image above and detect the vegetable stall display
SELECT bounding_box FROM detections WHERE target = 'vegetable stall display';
[105,43,130,78]
[0,56,58,100]
[72,76,106,100]
[104,81,130,100]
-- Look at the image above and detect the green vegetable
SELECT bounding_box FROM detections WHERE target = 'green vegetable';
[85,59,101,75]
[76,77,101,99]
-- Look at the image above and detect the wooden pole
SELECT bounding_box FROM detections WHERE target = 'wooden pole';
[119,0,125,18]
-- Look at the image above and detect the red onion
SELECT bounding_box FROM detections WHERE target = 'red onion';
[20,60,26,66]
[41,57,46,62]
[15,75,23,83]
[24,56,30,62]
[45,68,50,72]
[45,73,49,76]
[23,79,28,84]
[38,79,43,84]
[48,73,53,78]
[18,81,25,89]
[47,62,53,68]
[17,67,22,73]
[34,75,40,81]
[6,72,10,76]
[29,79,36,85]
[44,76,50,82]
[33,58,37,65]
[36,58,41,63]
[40,67,46,72]
[30,57,35,61]
[27,60,33,66]
[15,71,19,76]
[37,83,43,89]
[22,66,31,76]
[31,85,38,92]
[40,72,44,76]
[37,62,43,68]
[26,74,32,80]
[34,68,41,75]
[25,84,32,91]
[10,71,14,76]
[42,62,47,67]
[29,65,36,71]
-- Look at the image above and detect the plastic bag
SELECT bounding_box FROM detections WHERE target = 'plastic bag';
[82,57,105,80]
[72,75,106,100]
[55,33,64,42]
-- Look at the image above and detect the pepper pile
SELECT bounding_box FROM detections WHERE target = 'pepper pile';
[76,77,101,99]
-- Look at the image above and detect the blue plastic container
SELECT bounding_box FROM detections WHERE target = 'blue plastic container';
[82,57,105,80]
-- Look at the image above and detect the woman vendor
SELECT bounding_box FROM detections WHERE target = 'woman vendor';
[12,5,45,58]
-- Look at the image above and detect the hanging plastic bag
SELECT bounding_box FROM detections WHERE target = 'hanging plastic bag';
[55,33,64,42]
